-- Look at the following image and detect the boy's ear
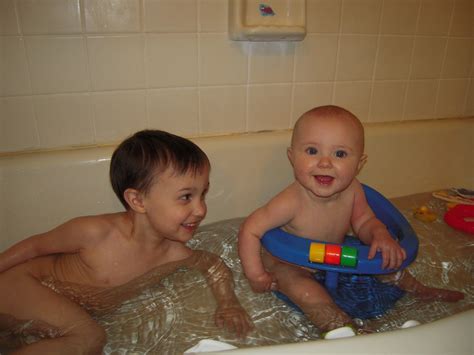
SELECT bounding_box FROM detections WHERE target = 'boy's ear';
[123,188,146,213]
[357,154,368,173]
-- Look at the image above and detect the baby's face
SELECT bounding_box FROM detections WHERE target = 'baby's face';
[141,165,210,243]
[288,114,365,199]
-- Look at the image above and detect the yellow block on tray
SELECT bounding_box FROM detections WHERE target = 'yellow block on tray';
[309,242,325,263]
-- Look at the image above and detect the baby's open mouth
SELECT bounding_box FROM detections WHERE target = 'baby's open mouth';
[315,175,334,185]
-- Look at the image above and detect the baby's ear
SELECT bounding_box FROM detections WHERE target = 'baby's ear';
[123,188,146,213]
[357,154,368,173]
[287,147,294,167]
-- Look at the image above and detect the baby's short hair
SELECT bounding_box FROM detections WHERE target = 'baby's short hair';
[292,105,365,150]
[110,130,210,209]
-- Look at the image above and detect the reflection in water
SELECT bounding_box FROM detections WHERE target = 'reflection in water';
[3,193,474,353]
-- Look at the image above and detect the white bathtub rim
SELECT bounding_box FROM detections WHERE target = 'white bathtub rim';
[202,309,473,354]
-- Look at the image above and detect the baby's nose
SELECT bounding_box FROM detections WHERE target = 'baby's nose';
[317,156,332,168]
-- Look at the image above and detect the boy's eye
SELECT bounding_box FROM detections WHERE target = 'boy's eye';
[335,150,347,158]
[180,194,192,201]
[306,147,318,155]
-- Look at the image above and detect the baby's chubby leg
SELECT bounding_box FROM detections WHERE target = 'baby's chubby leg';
[262,252,353,332]
[0,261,106,354]
[378,270,464,302]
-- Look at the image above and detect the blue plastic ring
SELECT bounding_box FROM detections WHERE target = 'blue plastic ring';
[261,184,418,282]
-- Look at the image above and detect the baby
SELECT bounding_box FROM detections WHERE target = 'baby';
[238,105,463,336]
[0,130,251,354]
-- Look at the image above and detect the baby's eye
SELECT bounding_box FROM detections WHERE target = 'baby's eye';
[306,147,318,155]
[335,150,347,158]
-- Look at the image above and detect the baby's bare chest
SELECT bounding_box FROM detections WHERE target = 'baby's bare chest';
[286,200,353,243]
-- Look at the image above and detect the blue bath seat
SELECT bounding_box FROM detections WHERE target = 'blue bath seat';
[261,184,418,318]
[261,184,419,289]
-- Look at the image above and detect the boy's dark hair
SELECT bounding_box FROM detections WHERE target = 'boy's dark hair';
[110,130,210,209]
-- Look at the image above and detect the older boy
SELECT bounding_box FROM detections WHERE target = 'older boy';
[0,130,251,353]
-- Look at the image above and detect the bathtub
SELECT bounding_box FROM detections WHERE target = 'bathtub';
[1,117,473,353]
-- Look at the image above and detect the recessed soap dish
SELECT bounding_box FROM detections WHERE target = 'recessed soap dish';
[229,0,306,41]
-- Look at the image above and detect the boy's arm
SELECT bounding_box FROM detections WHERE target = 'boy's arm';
[0,216,101,272]
[350,182,406,269]
[190,250,252,336]
[238,189,296,292]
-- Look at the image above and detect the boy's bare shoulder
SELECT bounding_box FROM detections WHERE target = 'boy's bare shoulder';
[65,212,129,240]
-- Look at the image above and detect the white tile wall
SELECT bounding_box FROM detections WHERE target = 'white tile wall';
[87,35,146,90]
[405,80,439,119]
[200,85,247,133]
[0,0,472,153]
[294,34,338,82]
[84,0,141,33]
[417,0,453,36]
[370,81,407,122]
[1,37,31,96]
[147,88,199,136]
[450,0,473,37]
[199,33,248,85]
[0,97,38,151]
[146,33,198,88]
[436,79,470,117]
[248,84,292,131]
[336,35,378,80]
[380,0,419,35]
[341,0,382,34]
[292,82,334,124]
[249,42,295,84]
[33,94,95,148]
[442,38,473,78]
[17,0,82,34]
[306,0,341,33]
[0,0,20,35]
[92,90,147,142]
[411,37,447,79]
[333,81,372,121]
[25,36,89,94]
[144,0,197,32]
[374,36,414,80]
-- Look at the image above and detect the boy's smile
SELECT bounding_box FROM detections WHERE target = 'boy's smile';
[142,165,210,243]
[181,221,200,233]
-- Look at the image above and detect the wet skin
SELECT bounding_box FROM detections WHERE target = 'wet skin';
[0,249,251,350]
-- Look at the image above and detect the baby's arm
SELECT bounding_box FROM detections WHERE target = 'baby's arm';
[190,250,252,336]
[350,182,406,269]
[238,189,295,293]
[0,216,102,272]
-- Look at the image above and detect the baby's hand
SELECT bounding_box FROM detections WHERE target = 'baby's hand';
[368,227,406,269]
[248,272,277,293]
[215,303,253,337]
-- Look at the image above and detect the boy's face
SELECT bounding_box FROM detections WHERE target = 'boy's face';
[288,114,365,199]
[141,165,210,243]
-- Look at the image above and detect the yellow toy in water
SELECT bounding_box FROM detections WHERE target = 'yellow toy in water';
[413,206,437,222]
